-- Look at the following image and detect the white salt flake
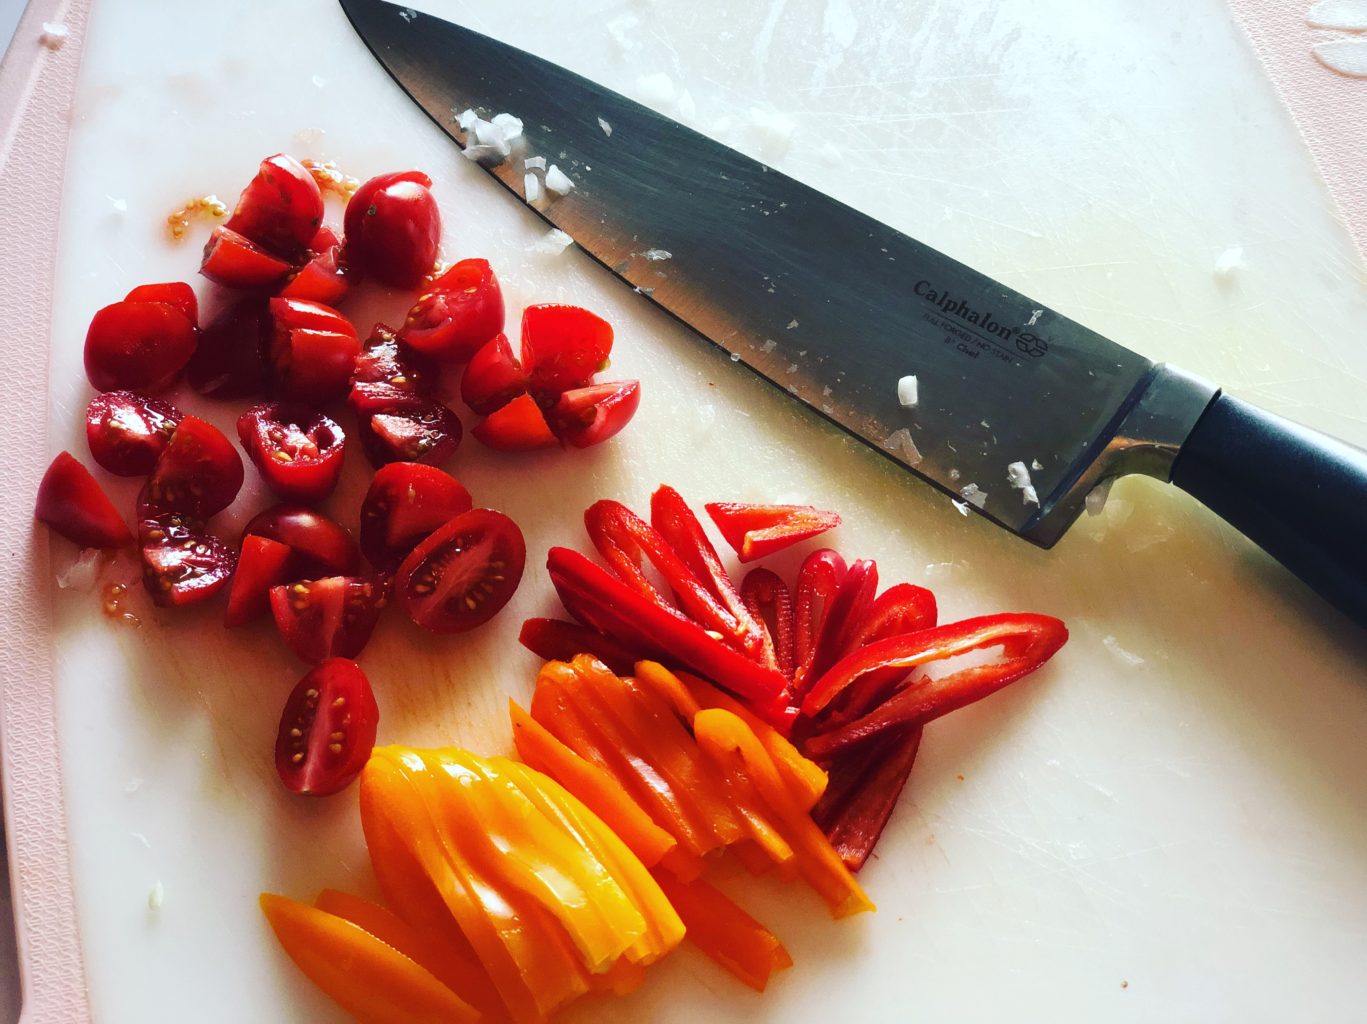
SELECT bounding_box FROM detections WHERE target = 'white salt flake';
[524,155,546,171]
[1006,461,1040,506]
[1103,635,1145,668]
[598,117,613,137]
[56,548,101,591]
[40,22,67,48]
[545,164,575,195]
[643,248,672,261]
[524,173,541,203]
[896,374,919,408]
[951,499,970,516]
[529,228,573,254]
[880,427,923,466]
[148,882,164,911]
[959,483,987,508]
[1085,478,1115,516]
[1213,246,1244,281]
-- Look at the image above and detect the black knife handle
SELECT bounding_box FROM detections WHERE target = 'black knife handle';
[1170,392,1367,627]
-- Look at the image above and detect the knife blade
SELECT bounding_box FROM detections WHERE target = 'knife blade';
[341,0,1367,626]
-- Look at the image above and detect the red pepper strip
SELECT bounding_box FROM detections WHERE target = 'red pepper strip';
[801,613,1069,758]
[650,870,794,992]
[740,568,795,680]
[792,549,847,695]
[518,617,646,677]
[584,500,749,652]
[825,583,941,724]
[810,724,923,872]
[805,558,879,692]
[546,546,791,721]
[649,484,765,659]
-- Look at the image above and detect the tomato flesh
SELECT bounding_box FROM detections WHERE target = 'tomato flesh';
[356,398,462,468]
[274,658,378,796]
[139,514,236,607]
[237,403,346,504]
[705,502,843,563]
[84,300,197,394]
[85,391,183,477]
[35,452,132,548]
[224,154,324,260]
[243,505,360,579]
[399,258,504,362]
[348,323,436,415]
[548,380,641,449]
[521,304,613,398]
[270,575,387,664]
[395,508,526,633]
[343,170,441,289]
[278,226,351,306]
[266,298,360,404]
[186,299,268,399]
[139,416,244,521]
[359,462,473,572]
[470,393,557,452]
[460,334,525,415]
[224,534,293,627]
[200,226,292,289]
[124,282,198,325]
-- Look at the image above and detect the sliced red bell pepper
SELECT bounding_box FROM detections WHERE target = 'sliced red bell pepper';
[811,724,922,872]
[517,617,647,677]
[705,501,841,563]
[821,582,940,724]
[792,549,846,694]
[740,568,795,680]
[801,613,1069,758]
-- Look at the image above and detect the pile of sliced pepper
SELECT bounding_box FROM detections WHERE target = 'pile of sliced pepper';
[521,485,1069,870]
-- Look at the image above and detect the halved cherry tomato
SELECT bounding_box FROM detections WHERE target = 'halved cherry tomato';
[224,534,293,627]
[343,170,440,289]
[83,300,197,394]
[549,380,641,449]
[243,505,360,579]
[186,299,268,399]
[200,226,292,289]
[34,452,132,548]
[124,282,197,325]
[265,297,360,404]
[460,334,526,415]
[521,304,613,398]
[706,502,842,563]
[139,416,244,521]
[394,508,526,633]
[225,154,324,260]
[139,514,236,607]
[274,658,378,796]
[348,323,436,415]
[359,463,472,572]
[399,258,504,362]
[357,398,462,467]
[85,391,183,477]
[271,576,387,664]
[471,393,556,452]
[278,225,351,306]
[237,403,346,504]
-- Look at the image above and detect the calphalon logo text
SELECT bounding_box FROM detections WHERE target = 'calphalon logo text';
[914,280,1048,358]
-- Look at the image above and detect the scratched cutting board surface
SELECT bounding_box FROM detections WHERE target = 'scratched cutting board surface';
[44,1,1367,1021]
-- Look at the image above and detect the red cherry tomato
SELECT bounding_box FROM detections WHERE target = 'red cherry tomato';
[521,304,613,398]
[265,297,360,405]
[270,575,386,664]
[200,226,292,289]
[85,391,183,477]
[359,462,473,572]
[34,452,132,548]
[274,658,378,797]
[548,379,641,448]
[83,300,197,394]
[460,334,525,415]
[343,170,441,289]
[139,416,244,521]
[394,508,526,633]
[224,534,293,627]
[186,299,268,399]
[356,398,462,468]
[243,505,360,579]
[237,403,346,504]
[139,514,236,607]
[399,258,504,362]
[471,393,557,452]
[124,282,198,325]
[224,154,324,259]
[278,225,352,306]
[348,323,436,415]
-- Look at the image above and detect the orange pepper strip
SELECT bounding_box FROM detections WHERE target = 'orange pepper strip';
[693,709,875,918]
[314,889,508,1023]
[649,871,794,993]
[729,838,777,876]
[509,700,677,869]
[259,893,481,1024]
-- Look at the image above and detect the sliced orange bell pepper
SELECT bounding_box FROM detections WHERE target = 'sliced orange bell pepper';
[259,892,480,1024]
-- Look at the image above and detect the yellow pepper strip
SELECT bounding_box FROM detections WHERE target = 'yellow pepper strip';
[259,893,481,1024]
[693,709,875,919]
[509,700,678,870]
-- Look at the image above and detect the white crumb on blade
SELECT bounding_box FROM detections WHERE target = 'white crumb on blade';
[148,882,164,911]
[959,483,987,508]
[524,155,546,171]
[951,499,970,516]
[1103,635,1145,667]
[880,427,922,466]
[1006,461,1040,506]
[598,117,613,137]
[642,248,672,261]
[40,22,67,48]
[1213,246,1244,281]
[949,468,960,481]
[896,374,919,408]
[455,108,478,130]
[786,319,799,329]
[56,548,101,590]
[1085,478,1115,516]
[524,173,541,203]
[545,165,575,195]
[760,338,777,353]
[1031,458,1043,471]
[529,228,573,254]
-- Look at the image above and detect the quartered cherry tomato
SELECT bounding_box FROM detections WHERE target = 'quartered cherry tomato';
[394,508,525,633]
[265,297,360,404]
[460,334,525,415]
[359,462,473,572]
[85,391,183,477]
[399,258,503,362]
[274,658,378,797]
[278,225,351,306]
[470,393,556,452]
[139,514,236,607]
[348,323,436,415]
[124,282,198,325]
[187,299,268,399]
[224,534,293,627]
[83,299,197,394]
[200,226,293,289]
[224,154,324,260]
[356,398,462,468]
[548,380,641,449]
[521,304,614,398]
[343,170,440,289]
[270,575,386,663]
[139,416,244,521]
[243,505,360,580]
[237,403,346,504]
[34,452,132,548]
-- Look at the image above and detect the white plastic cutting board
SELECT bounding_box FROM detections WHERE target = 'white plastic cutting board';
[45,1,1367,1021]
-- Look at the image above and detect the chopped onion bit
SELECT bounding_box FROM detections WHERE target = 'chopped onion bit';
[951,499,970,516]
[1006,461,1040,506]
[643,248,672,261]
[491,112,524,140]
[148,881,165,912]
[524,173,541,203]
[56,548,102,591]
[545,164,575,195]
[529,228,574,254]
[598,117,613,137]
[880,427,923,466]
[524,155,547,172]
[896,374,919,408]
[455,108,479,130]
[1031,458,1044,471]
[959,483,987,508]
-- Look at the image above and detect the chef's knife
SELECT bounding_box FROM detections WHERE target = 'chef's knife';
[341,0,1367,627]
